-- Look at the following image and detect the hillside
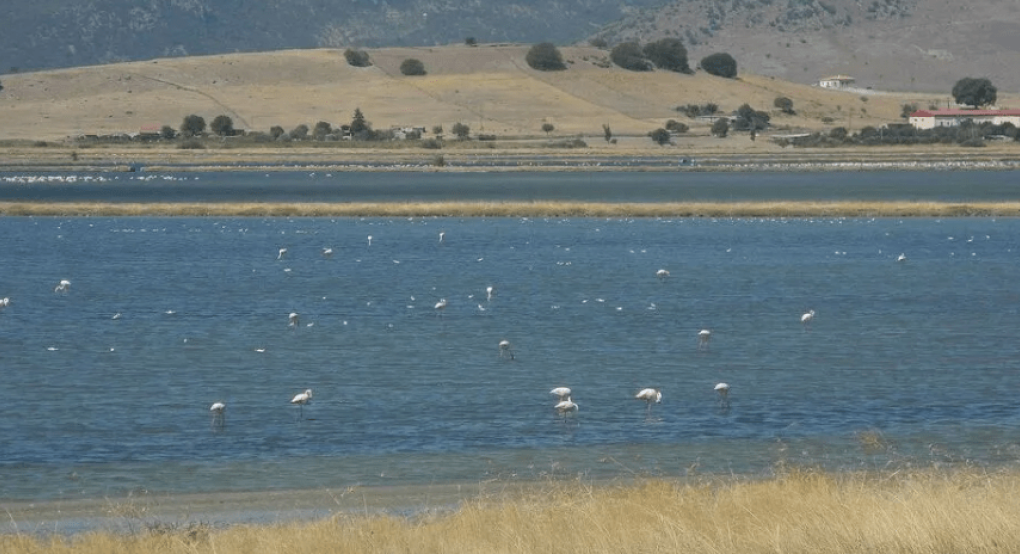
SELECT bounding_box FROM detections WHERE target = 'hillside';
[596,0,1020,93]
[0,44,971,143]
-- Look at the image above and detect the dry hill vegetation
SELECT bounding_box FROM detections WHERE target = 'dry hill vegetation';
[6,469,1020,554]
[0,44,966,145]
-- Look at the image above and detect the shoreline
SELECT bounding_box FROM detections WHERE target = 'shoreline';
[1,201,1019,217]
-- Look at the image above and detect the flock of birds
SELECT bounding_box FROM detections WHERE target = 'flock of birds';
[0,228,841,428]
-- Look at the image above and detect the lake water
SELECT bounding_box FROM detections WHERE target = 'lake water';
[1,170,1020,528]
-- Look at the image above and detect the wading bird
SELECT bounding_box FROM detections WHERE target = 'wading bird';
[550,387,572,400]
[439,231,445,244]
[486,286,494,301]
[635,388,662,411]
[289,312,300,328]
[367,235,373,246]
[0,297,9,310]
[656,269,670,280]
[277,248,287,260]
[210,402,226,426]
[697,329,712,351]
[434,298,448,315]
[291,389,313,417]
[715,382,730,407]
[322,247,333,257]
[54,279,71,293]
[499,339,514,360]
[801,310,815,329]
[897,253,907,262]
[555,396,578,416]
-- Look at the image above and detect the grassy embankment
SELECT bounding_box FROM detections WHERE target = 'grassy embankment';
[2,201,1020,217]
[6,468,1020,554]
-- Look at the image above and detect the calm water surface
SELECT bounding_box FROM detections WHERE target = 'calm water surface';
[1,171,1020,516]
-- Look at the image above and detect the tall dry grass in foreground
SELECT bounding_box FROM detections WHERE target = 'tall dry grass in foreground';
[2,201,1020,217]
[7,469,1020,554]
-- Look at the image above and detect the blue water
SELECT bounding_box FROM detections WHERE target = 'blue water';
[2,171,1020,507]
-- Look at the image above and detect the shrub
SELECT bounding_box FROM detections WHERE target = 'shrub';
[611,42,652,71]
[774,96,795,114]
[400,58,426,76]
[179,114,206,137]
[643,38,691,73]
[452,122,470,139]
[477,134,497,141]
[665,120,689,133]
[465,37,478,47]
[178,139,205,149]
[312,121,333,140]
[829,127,848,140]
[270,126,285,139]
[700,52,738,78]
[210,115,235,136]
[732,104,770,131]
[589,37,609,49]
[159,125,177,140]
[422,138,442,149]
[901,103,919,119]
[542,123,555,135]
[526,43,567,71]
[431,125,443,136]
[289,124,309,140]
[711,118,729,137]
[649,128,672,145]
[344,49,371,67]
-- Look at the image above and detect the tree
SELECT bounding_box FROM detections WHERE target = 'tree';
[179,114,206,137]
[159,125,177,140]
[541,123,555,135]
[465,37,478,47]
[313,121,333,140]
[649,128,671,145]
[432,125,443,136]
[344,49,371,67]
[270,125,285,139]
[525,43,567,71]
[289,124,309,140]
[643,38,690,73]
[700,53,737,78]
[452,122,470,139]
[602,124,612,142]
[774,96,795,114]
[610,42,652,71]
[400,58,426,76]
[900,103,919,119]
[711,118,729,137]
[732,104,770,132]
[210,115,235,137]
[952,77,997,108]
[350,108,369,135]
[665,120,688,133]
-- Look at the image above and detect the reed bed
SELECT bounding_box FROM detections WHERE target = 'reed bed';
[6,468,1020,554]
[2,201,1020,218]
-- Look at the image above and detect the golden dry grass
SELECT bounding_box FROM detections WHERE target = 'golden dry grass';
[2,201,1020,217]
[7,468,1020,554]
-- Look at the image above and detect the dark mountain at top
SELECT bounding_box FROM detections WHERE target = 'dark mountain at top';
[1,0,664,73]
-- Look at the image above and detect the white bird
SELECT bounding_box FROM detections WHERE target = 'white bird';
[801,309,815,329]
[434,298,448,314]
[697,329,712,351]
[635,387,662,410]
[499,339,514,360]
[555,396,579,416]
[289,312,300,328]
[54,279,71,293]
[897,253,907,262]
[715,383,730,407]
[291,389,313,417]
[322,247,333,257]
[0,297,9,310]
[656,269,670,280]
[550,387,572,400]
[210,401,226,427]
[277,248,287,260]
[486,286,494,301]
[438,231,445,244]
[367,235,373,246]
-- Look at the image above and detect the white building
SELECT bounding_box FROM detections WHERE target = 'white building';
[818,75,855,89]
[908,109,1020,130]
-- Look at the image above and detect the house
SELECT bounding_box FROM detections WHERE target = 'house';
[908,109,1020,130]
[818,75,855,89]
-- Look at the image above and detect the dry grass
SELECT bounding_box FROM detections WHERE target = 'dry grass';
[2,201,1020,218]
[7,468,1020,554]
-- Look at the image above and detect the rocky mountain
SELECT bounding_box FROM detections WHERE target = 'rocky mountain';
[593,0,1020,93]
[1,0,664,73]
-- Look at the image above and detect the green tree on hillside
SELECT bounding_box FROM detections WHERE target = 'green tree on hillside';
[525,43,567,71]
[700,53,737,78]
[179,114,206,137]
[270,126,285,139]
[210,115,235,136]
[290,124,309,140]
[542,123,555,135]
[602,124,612,142]
[643,38,690,73]
[649,128,671,145]
[952,77,997,108]
[313,121,333,140]
[350,108,369,135]
[452,122,470,139]
[160,125,176,140]
[344,49,372,67]
[400,58,427,76]
[774,96,795,114]
[711,118,729,137]
[610,42,652,71]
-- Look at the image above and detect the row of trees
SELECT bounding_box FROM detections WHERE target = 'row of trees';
[344,48,427,76]
[777,120,1019,148]
[524,40,737,78]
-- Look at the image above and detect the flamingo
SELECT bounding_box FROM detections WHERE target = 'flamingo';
[0,297,9,310]
[434,298,448,315]
[439,231,445,244]
[210,402,226,426]
[277,248,287,260]
[486,286,494,301]
[635,388,662,411]
[499,339,514,360]
[656,269,670,280]
[291,389,313,417]
[367,235,373,246]
[289,312,300,328]
[550,387,572,400]
[697,329,712,351]
[555,396,579,416]
[801,309,815,329]
[715,383,730,407]
[322,247,333,257]
[897,253,907,262]
[54,279,71,293]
